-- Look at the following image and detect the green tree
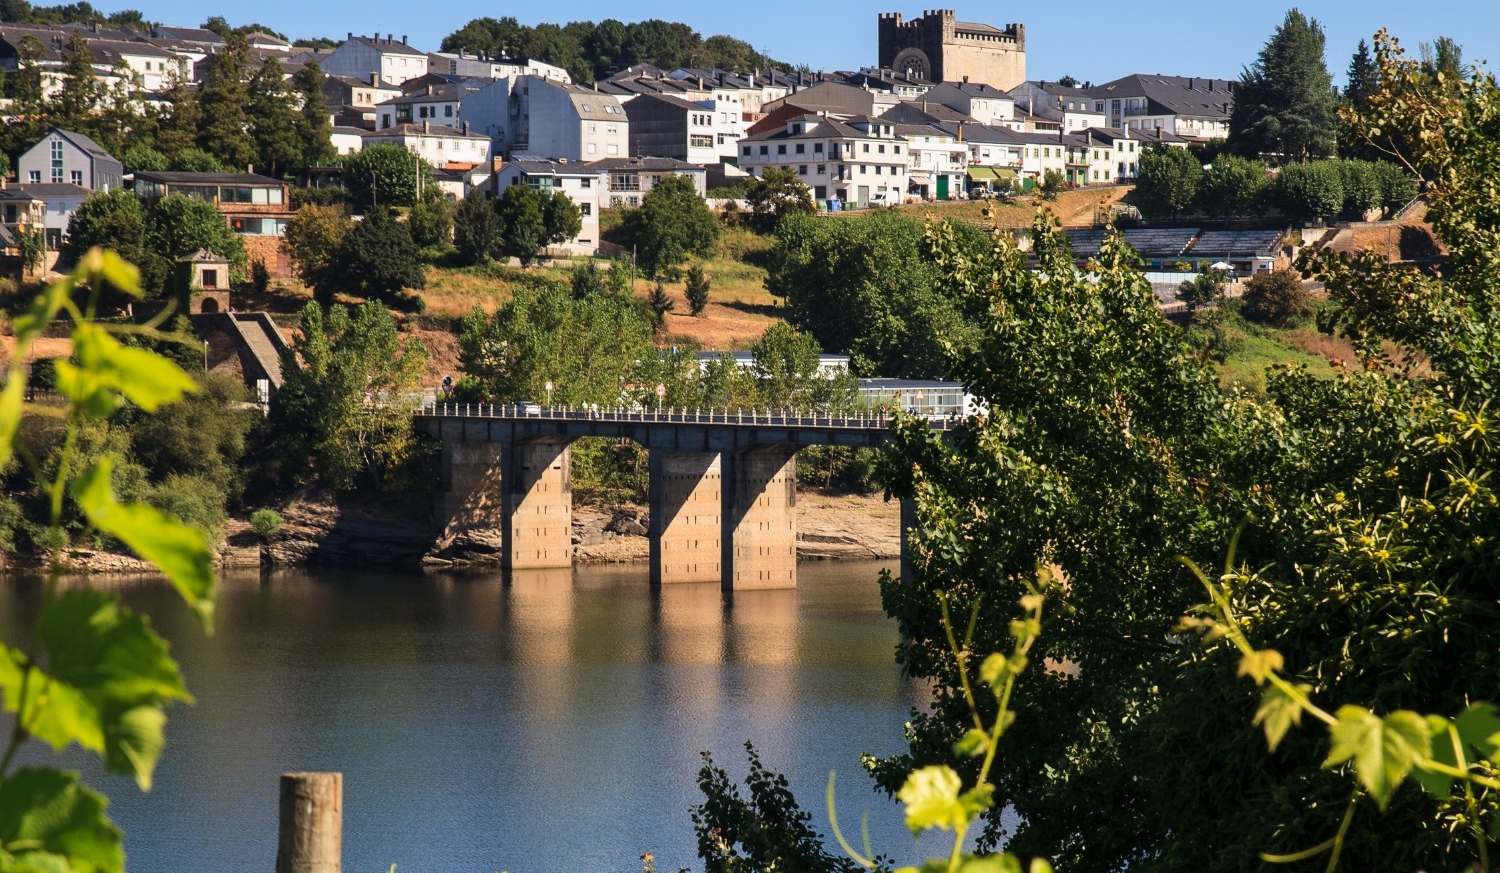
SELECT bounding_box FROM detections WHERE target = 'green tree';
[119,144,169,174]
[408,189,456,252]
[618,174,719,279]
[1240,267,1310,326]
[290,61,335,169]
[65,190,152,290]
[1369,159,1416,211]
[1273,159,1344,221]
[1230,9,1338,158]
[1175,268,1227,313]
[454,190,501,264]
[246,55,301,178]
[0,36,46,156]
[196,33,255,170]
[145,193,246,276]
[1337,158,1382,218]
[458,280,655,405]
[749,323,821,410]
[495,184,580,265]
[341,143,432,210]
[153,71,201,162]
[1134,146,1201,218]
[1038,168,1064,200]
[1197,153,1268,218]
[49,33,101,131]
[1345,38,1378,111]
[279,203,352,296]
[684,263,710,315]
[327,207,425,308]
[173,148,226,173]
[766,209,983,377]
[745,167,815,231]
[268,301,426,489]
[646,281,674,326]
[569,260,606,298]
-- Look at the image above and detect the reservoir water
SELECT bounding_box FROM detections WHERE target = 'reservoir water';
[1,560,932,872]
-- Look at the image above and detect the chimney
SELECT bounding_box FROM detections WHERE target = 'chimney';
[463,120,470,134]
[370,72,378,86]
[423,119,430,133]
[387,33,394,43]
[347,31,353,40]
[402,35,408,45]
[1187,77,1195,90]
[427,84,434,95]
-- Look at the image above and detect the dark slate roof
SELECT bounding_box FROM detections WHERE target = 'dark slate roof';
[505,158,601,176]
[1087,74,1235,119]
[369,123,486,139]
[881,101,975,125]
[50,128,119,164]
[18,182,90,197]
[939,80,1009,97]
[1079,126,1138,144]
[742,115,868,142]
[376,83,467,105]
[587,156,705,172]
[595,77,703,97]
[629,92,708,112]
[939,123,1061,146]
[345,35,424,57]
[0,188,40,202]
[153,25,224,45]
[134,171,285,185]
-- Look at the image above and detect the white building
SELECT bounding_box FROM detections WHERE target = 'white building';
[376,83,466,129]
[427,50,569,83]
[1086,74,1233,143]
[321,33,428,85]
[1008,81,1107,133]
[330,126,367,156]
[462,76,629,161]
[890,122,967,200]
[492,159,601,256]
[923,81,1015,128]
[588,156,708,208]
[738,114,908,208]
[364,122,491,169]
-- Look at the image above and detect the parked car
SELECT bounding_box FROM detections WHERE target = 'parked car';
[519,401,542,415]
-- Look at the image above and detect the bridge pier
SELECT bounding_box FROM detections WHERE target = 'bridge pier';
[649,451,725,585]
[724,447,798,590]
[503,439,573,569]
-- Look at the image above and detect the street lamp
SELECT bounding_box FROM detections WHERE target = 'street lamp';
[544,380,553,406]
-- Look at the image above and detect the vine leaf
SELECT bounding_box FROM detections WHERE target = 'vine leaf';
[1323,705,1428,809]
[1454,701,1500,759]
[1252,682,1308,751]
[1237,649,1284,685]
[1413,715,1458,798]
[69,324,199,413]
[0,767,124,873]
[73,460,216,628]
[896,765,987,834]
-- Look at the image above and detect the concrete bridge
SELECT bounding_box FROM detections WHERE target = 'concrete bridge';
[417,402,952,589]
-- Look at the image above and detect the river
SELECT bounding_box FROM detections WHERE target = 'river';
[1,561,935,873]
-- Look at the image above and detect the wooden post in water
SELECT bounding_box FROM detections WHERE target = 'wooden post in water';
[276,772,342,873]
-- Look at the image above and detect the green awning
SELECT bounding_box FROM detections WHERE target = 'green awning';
[966,167,998,181]
[992,168,1017,181]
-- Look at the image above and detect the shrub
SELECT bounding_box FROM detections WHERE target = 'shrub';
[250,508,283,539]
[684,263,711,315]
[145,473,228,540]
[1338,159,1382,219]
[1198,154,1269,218]
[1240,269,1311,326]
[250,259,271,292]
[1273,161,1344,222]
[1370,160,1418,211]
[1134,146,1202,218]
[1038,169,1064,200]
[647,281,674,326]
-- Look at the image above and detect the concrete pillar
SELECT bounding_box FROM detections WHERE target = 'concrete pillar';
[503,440,573,569]
[725,446,798,590]
[434,439,506,557]
[649,451,725,585]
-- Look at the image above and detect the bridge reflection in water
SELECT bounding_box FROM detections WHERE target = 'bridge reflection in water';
[418,404,949,589]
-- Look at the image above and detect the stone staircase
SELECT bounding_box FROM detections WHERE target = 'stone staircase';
[232,313,288,388]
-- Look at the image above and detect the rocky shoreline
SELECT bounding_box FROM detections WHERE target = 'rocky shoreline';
[6,489,900,576]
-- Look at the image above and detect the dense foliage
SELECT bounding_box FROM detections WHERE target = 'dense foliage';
[340,144,435,211]
[766,210,984,377]
[857,31,1500,872]
[1230,9,1338,158]
[266,302,427,490]
[745,167,816,232]
[66,190,246,298]
[1133,146,1201,219]
[439,16,793,84]
[618,175,720,279]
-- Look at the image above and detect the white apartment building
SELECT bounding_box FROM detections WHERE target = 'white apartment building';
[892,122,967,200]
[322,33,429,85]
[924,81,1016,128]
[739,114,908,208]
[1008,81,1107,133]
[1087,74,1233,143]
[1078,127,1141,182]
[462,76,629,161]
[492,159,601,255]
[427,50,570,83]
[377,84,465,129]
[364,122,491,169]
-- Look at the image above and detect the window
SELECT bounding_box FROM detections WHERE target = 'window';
[878,144,885,154]
[894,145,901,154]
[580,177,592,188]
[587,142,597,154]
[777,144,786,155]
[862,143,870,153]
[816,164,825,174]
[759,145,768,155]
[579,203,591,216]
[202,269,218,288]
[28,171,40,183]
[445,105,453,117]
[795,143,804,154]
[743,146,751,156]
[606,143,619,156]
[798,165,807,175]
[70,170,82,185]
[814,142,823,153]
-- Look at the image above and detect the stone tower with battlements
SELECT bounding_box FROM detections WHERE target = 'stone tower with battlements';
[878,9,1025,90]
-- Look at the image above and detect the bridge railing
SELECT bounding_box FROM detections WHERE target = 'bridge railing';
[416,401,959,431]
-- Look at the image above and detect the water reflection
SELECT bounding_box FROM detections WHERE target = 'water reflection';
[1,561,929,873]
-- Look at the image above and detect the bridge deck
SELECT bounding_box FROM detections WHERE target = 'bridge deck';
[416,402,958,432]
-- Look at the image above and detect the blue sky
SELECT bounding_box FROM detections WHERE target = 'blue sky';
[110,0,1497,85]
